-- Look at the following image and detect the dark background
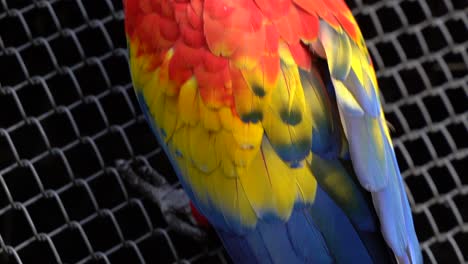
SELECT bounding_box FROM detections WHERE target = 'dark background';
[0,0,467,263]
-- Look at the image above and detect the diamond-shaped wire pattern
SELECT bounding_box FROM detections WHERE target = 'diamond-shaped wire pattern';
[0,0,466,263]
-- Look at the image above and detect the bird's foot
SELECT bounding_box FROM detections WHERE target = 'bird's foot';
[115,158,207,241]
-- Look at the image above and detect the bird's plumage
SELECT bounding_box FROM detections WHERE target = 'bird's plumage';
[124,0,422,263]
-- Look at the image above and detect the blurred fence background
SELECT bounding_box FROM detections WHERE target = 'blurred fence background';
[0,0,466,263]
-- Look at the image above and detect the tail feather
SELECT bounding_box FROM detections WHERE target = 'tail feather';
[308,186,375,264]
[218,206,334,264]
[372,139,422,264]
[217,184,395,264]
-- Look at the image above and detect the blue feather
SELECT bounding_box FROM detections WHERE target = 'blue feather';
[217,205,334,264]
[216,186,395,264]
[308,186,374,264]
[372,138,422,264]
[310,156,375,231]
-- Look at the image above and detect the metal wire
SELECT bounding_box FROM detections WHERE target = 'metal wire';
[0,0,466,263]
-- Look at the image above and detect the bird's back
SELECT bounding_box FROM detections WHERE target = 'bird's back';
[124,0,422,263]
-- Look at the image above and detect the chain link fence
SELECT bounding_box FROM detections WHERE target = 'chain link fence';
[0,0,466,263]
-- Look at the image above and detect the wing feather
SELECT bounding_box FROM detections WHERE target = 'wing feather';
[317,16,422,264]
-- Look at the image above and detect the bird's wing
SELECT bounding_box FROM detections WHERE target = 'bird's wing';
[124,1,421,263]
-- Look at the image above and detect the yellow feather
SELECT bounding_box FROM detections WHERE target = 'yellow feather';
[300,69,330,132]
[279,42,296,66]
[170,128,211,206]
[236,178,258,226]
[130,55,152,90]
[218,107,234,131]
[234,59,278,123]
[222,158,237,178]
[150,93,165,132]
[171,126,210,205]
[207,170,251,227]
[241,60,279,96]
[141,68,162,110]
[199,96,222,131]
[189,124,220,173]
[208,172,237,224]
[161,95,179,142]
[295,154,317,203]
[231,117,264,151]
[309,155,354,203]
[232,145,260,168]
[217,129,259,169]
[170,124,190,159]
[215,130,238,177]
[262,60,312,163]
[233,73,266,123]
[158,49,178,96]
[185,160,210,204]
[178,77,200,126]
[260,139,298,220]
[233,54,259,71]
[238,144,275,214]
[350,43,365,86]
[129,41,164,113]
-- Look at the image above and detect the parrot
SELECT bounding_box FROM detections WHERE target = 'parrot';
[122,0,423,263]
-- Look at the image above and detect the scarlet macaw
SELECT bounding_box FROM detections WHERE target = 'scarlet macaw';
[123,0,422,263]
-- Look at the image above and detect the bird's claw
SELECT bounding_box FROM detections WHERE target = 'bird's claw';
[115,159,208,242]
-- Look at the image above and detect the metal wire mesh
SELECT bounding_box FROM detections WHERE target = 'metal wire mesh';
[0,0,466,263]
